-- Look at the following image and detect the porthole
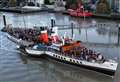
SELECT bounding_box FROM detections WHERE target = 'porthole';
[80,62,82,64]
[76,61,79,64]
[73,60,75,63]
[58,56,60,58]
[55,55,57,57]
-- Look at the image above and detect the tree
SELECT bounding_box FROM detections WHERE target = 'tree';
[66,0,78,9]
[96,0,111,14]
[9,0,16,7]
[44,0,50,5]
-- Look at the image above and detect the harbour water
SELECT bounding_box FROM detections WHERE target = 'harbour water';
[0,12,120,82]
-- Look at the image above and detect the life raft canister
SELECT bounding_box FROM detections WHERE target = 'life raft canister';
[51,35,60,43]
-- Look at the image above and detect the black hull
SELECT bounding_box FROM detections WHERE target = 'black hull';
[46,54,115,76]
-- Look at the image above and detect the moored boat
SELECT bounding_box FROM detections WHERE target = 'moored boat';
[44,42,117,76]
[26,28,118,76]
[67,3,93,17]
[68,9,93,17]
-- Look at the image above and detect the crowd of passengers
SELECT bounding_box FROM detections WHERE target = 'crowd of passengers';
[5,27,47,42]
[62,46,105,63]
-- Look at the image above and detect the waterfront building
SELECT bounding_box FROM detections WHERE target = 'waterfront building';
[16,0,44,7]
[16,0,25,6]
[54,0,66,7]
[0,0,9,7]
[49,0,54,3]
[26,0,44,6]
[54,0,66,11]
[114,0,120,13]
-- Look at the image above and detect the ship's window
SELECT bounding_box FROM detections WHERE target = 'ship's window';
[55,55,57,57]
[80,62,82,64]
[73,60,75,63]
[61,57,63,60]
[49,48,53,51]
[58,56,60,58]
[70,59,72,62]
[53,54,55,56]
[76,61,79,64]
[64,58,66,60]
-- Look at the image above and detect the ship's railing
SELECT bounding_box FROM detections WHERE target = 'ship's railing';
[46,45,105,63]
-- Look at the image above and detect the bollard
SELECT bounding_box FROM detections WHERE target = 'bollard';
[50,19,56,34]
[51,19,55,27]
[118,24,120,45]
[71,23,74,38]
[3,15,7,27]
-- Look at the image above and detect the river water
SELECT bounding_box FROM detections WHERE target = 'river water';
[0,12,120,82]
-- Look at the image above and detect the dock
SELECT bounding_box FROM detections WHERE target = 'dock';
[0,7,120,20]
[93,13,120,20]
[0,7,68,14]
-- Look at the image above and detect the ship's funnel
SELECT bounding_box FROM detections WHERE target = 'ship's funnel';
[38,30,49,43]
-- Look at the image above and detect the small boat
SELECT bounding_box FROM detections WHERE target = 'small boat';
[25,44,46,56]
[26,28,118,76]
[67,3,93,17]
[68,9,93,17]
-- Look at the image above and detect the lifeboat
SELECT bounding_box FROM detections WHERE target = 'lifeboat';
[61,41,81,52]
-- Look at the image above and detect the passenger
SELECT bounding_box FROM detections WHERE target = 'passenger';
[97,53,103,61]
[80,51,85,60]
[91,54,97,60]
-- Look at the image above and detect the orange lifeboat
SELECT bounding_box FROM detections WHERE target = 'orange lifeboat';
[61,41,81,52]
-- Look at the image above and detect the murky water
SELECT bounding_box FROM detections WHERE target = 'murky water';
[0,12,120,82]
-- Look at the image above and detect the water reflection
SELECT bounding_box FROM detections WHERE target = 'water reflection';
[20,56,113,82]
[96,26,118,36]
[0,12,71,28]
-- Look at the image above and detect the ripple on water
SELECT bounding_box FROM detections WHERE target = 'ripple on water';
[0,12,119,82]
